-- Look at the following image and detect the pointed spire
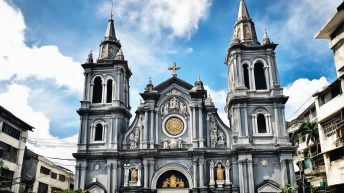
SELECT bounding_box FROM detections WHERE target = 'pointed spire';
[145,77,154,92]
[104,19,117,41]
[262,29,271,45]
[232,0,260,46]
[238,0,250,20]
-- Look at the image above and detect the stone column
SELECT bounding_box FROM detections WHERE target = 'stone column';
[107,163,112,192]
[192,108,198,148]
[264,66,270,89]
[137,163,142,186]
[198,108,204,148]
[199,157,205,188]
[102,83,106,103]
[288,159,296,185]
[124,164,130,187]
[225,160,231,185]
[113,161,118,193]
[247,160,254,193]
[249,66,255,90]
[149,160,155,187]
[280,159,288,187]
[80,165,86,189]
[89,83,94,102]
[209,161,215,187]
[193,158,198,188]
[75,164,80,189]
[238,160,244,193]
[143,160,149,188]
[150,110,154,149]
[83,73,88,100]
[143,111,149,149]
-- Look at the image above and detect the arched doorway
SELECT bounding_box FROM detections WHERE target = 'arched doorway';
[151,164,193,193]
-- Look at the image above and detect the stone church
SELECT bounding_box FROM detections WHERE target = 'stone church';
[73,0,296,193]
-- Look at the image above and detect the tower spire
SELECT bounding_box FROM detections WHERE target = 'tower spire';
[231,0,259,46]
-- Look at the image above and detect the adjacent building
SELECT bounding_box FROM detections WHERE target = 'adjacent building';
[0,106,34,193]
[73,0,296,193]
[313,1,344,191]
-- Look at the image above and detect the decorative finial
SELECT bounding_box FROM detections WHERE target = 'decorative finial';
[110,1,114,19]
[197,74,201,81]
[168,62,180,77]
[263,29,271,45]
[115,49,124,60]
[148,77,152,85]
[87,50,93,63]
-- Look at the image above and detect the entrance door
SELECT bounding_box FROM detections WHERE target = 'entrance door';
[157,189,189,193]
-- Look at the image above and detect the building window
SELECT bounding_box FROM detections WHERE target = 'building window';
[0,141,18,163]
[40,166,50,175]
[51,187,62,193]
[243,64,250,89]
[38,182,48,193]
[322,113,342,138]
[0,169,14,189]
[51,172,57,179]
[106,79,113,103]
[257,114,267,133]
[2,122,20,140]
[319,80,342,106]
[94,123,103,141]
[92,77,103,103]
[59,174,66,182]
[254,63,267,90]
[329,146,344,162]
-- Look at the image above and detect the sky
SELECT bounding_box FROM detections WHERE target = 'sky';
[0,0,341,170]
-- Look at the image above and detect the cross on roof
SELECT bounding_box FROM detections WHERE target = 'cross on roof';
[168,62,180,77]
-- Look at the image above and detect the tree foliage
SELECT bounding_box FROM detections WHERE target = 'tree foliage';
[282,184,297,193]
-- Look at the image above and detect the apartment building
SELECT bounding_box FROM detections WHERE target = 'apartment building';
[287,103,326,189]
[0,106,34,193]
[313,1,344,191]
[32,155,74,193]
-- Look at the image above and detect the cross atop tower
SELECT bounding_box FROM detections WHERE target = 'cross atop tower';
[168,62,180,77]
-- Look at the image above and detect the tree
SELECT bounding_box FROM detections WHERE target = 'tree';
[282,184,297,193]
[58,189,90,193]
[292,121,320,155]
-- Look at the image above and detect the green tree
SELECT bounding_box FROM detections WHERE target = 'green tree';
[282,184,297,193]
[58,189,90,193]
[292,121,320,155]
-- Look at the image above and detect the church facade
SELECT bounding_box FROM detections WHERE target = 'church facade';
[73,1,296,193]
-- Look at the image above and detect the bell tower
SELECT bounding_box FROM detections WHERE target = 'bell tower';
[74,16,132,191]
[224,0,295,192]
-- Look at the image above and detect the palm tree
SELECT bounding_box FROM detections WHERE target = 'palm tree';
[292,121,320,155]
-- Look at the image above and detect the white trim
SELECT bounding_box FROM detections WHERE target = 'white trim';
[162,114,187,138]
[150,164,194,189]
[90,120,107,143]
[252,108,272,136]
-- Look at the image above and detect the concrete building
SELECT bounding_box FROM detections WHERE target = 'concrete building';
[32,155,74,193]
[0,106,34,193]
[73,0,296,193]
[312,1,344,192]
[287,103,327,189]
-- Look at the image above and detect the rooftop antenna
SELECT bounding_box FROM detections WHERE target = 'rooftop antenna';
[110,1,114,19]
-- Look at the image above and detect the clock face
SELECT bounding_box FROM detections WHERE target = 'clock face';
[165,117,184,136]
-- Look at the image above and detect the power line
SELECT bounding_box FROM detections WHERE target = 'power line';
[286,95,314,121]
[45,156,75,161]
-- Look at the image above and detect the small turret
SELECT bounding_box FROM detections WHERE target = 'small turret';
[116,49,124,60]
[87,50,93,63]
[262,29,271,45]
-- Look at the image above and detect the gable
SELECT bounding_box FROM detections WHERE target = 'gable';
[257,182,282,193]
[154,76,193,92]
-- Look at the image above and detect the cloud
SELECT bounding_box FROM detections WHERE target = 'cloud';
[284,77,329,120]
[99,0,211,39]
[0,0,83,92]
[204,85,229,127]
[0,83,76,170]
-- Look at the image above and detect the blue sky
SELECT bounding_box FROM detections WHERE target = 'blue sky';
[0,0,341,167]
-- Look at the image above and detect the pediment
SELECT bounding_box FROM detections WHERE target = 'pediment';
[257,182,282,193]
[154,76,193,92]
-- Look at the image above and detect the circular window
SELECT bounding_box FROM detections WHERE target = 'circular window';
[162,115,186,138]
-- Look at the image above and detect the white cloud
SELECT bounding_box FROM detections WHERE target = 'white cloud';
[284,77,329,120]
[204,85,229,127]
[0,83,76,171]
[0,0,83,92]
[99,0,211,39]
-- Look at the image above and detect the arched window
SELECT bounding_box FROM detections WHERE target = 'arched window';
[106,79,113,103]
[243,64,250,89]
[257,114,267,133]
[254,63,267,90]
[94,123,103,141]
[92,77,102,103]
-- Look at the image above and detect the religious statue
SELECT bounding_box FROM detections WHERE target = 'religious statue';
[179,102,187,115]
[169,97,178,109]
[178,179,185,188]
[169,138,177,149]
[163,138,169,149]
[137,114,144,130]
[177,138,183,148]
[108,47,114,58]
[161,103,169,116]
[129,133,137,149]
[216,163,225,181]
[130,168,138,182]
[169,175,178,188]
[163,178,170,188]
[217,131,225,146]
[162,175,184,188]
[210,115,218,147]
